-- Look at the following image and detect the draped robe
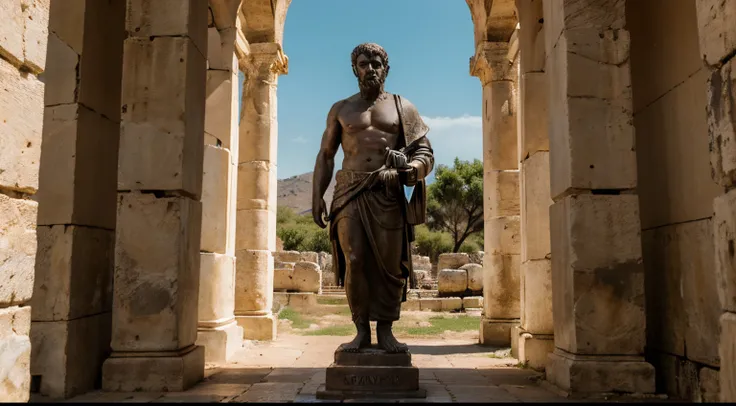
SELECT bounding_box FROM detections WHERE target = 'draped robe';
[328,95,434,322]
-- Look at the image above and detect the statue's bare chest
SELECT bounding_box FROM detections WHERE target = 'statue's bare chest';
[338,99,400,136]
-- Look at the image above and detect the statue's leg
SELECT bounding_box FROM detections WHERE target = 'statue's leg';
[336,215,372,352]
[377,320,408,353]
[363,214,409,354]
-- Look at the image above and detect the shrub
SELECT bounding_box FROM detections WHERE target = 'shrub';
[414,224,453,262]
[277,206,332,252]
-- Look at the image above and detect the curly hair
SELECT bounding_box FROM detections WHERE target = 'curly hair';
[351,43,389,69]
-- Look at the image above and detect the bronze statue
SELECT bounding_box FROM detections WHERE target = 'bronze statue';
[312,43,434,353]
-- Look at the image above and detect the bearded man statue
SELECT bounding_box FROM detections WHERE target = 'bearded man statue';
[311,43,434,353]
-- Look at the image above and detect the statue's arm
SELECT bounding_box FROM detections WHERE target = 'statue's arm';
[400,98,434,182]
[312,100,344,203]
[408,136,434,180]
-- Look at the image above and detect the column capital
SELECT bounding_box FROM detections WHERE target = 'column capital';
[470,41,512,85]
[247,42,289,77]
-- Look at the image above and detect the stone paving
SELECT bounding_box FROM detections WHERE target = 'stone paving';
[30,334,578,403]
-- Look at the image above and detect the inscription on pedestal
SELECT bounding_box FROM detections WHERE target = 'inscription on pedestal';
[344,374,400,386]
[326,365,419,392]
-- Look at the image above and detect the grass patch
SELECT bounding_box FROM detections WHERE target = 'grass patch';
[396,315,479,336]
[278,307,314,329]
[317,297,347,305]
[302,324,356,336]
[328,306,352,316]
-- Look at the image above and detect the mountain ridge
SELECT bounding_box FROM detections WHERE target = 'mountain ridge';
[277,172,335,215]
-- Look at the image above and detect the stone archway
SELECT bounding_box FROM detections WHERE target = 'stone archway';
[15,0,736,402]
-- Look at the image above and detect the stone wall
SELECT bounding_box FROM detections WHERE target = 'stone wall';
[0,0,48,401]
[30,0,125,398]
[628,0,721,401]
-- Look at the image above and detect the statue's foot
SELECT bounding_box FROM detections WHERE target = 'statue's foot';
[337,325,371,353]
[376,323,409,353]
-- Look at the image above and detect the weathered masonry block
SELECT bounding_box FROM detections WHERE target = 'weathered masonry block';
[0,0,49,401]
[31,0,125,399]
[543,0,654,395]
[102,0,207,392]
[696,0,736,400]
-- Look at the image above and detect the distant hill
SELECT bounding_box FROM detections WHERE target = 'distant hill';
[277,172,335,215]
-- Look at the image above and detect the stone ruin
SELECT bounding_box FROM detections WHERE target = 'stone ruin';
[0,0,732,402]
[273,251,324,293]
[272,250,452,293]
[435,253,484,297]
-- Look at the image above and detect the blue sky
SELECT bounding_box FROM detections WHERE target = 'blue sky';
[240,0,483,179]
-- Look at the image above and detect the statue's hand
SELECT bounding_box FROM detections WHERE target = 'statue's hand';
[312,198,328,229]
[385,148,410,169]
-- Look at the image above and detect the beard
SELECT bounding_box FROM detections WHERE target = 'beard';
[358,74,385,93]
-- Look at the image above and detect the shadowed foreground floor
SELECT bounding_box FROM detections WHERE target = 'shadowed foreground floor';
[30,335,658,403]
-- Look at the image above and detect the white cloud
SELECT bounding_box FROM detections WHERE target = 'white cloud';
[421,114,482,131]
[293,136,308,144]
[420,114,483,168]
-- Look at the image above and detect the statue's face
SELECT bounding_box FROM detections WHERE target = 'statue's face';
[355,53,387,89]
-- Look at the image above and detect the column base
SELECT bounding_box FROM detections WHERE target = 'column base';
[479,317,519,347]
[517,330,554,371]
[545,349,655,396]
[101,345,204,392]
[196,320,243,366]
[236,314,277,341]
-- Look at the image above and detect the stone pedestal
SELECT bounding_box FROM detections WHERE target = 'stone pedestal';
[317,347,427,400]
[518,330,554,371]
[546,349,655,394]
[196,320,242,366]
[480,318,519,347]
[236,313,276,341]
[102,345,204,392]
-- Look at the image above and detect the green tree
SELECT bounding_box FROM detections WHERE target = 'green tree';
[426,158,484,253]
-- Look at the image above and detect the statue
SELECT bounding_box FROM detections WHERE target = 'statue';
[311,43,434,354]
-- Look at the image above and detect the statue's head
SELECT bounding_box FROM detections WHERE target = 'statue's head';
[351,43,389,91]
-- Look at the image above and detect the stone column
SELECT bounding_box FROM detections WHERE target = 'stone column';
[195,26,243,366]
[101,0,208,392]
[513,0,554,371]
[31,0,124,399]
[471,42,521,346]
[696,0,736,401]
[542,0,655,395]
[0,0,48,401]
[235,42,287,341]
